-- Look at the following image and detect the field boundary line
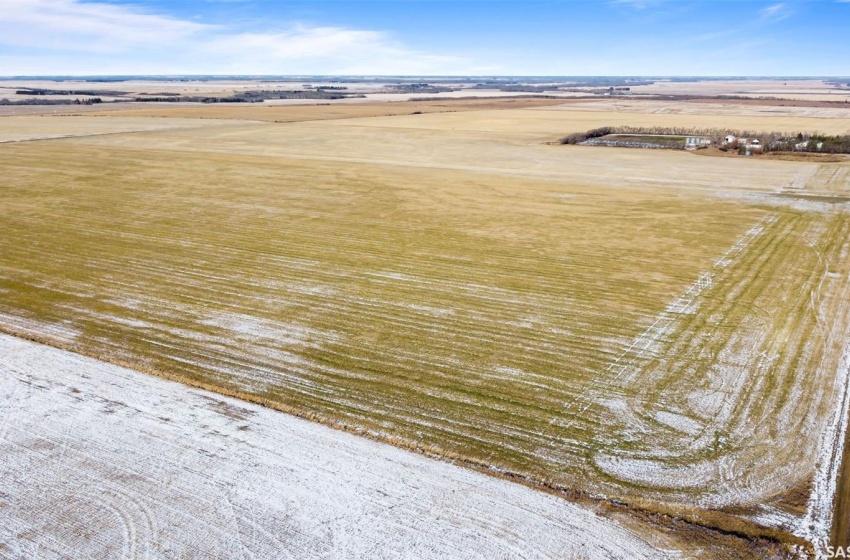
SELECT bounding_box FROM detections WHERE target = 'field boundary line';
[808,262,850,557]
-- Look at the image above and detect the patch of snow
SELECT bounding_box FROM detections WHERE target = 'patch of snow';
[801,331,850,556]
[403,303,455,317]
[593,455,715,491]
[652,410,704,436]
[199,311,339,347]
[366,271,418,282]
[747,506,804,534]
[0,312,81,344]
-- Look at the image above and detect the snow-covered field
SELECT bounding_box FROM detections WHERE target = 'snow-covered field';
[0,333,668,560]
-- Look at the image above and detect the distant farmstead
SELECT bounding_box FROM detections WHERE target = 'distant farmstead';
[721,135,762,152]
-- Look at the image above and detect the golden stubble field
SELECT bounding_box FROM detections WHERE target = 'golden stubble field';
[625,79,850,102]
[2,98,850,558]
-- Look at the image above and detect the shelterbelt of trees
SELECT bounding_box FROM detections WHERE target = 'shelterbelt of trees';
[560,126,850,154]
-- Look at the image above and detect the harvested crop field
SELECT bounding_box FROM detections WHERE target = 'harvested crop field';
[0,115,239,143]
[626,79,850,102]
[83,97,566,122]
[2,97,850,557]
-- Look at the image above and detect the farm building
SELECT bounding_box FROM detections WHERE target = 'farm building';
[795,140,824,151]
[722,135,761,150]
[685,136,711,150]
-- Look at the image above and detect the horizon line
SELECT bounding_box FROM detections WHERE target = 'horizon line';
[2,75,849,80]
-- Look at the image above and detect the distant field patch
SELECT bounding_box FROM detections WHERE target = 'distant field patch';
[0,115,235,143]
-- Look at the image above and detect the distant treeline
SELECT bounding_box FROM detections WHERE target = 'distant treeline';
[382,84,460,94]
[134,90,365,103]
[411,94,564,102]
[0,97,102,105]
[473,79,653,88]
[472,84,553,93]
[561,79,653,88]
[560,126,850,154]
[134,96,257,103]
[469,84,636,94]
[235,89,361,100]
[16,88,123,96]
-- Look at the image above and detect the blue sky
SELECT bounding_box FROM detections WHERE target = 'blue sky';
[1,0,848,76]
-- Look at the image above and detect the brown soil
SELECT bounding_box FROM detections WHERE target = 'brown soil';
[771,480,814,517]
[832,398,850,552]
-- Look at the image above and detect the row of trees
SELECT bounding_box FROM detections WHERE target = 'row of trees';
[559,126,719,145]
[15,88,121,96]
[0,97,102,106]
[134,89,365,103]
[382,84,459,94]
[559,126,850,154]
[134,95,262,103]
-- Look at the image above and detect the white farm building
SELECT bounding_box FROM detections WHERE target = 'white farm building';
[685,136,711,149]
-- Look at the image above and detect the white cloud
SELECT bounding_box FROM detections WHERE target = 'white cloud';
[201,25,467,75]
[759,2,792,22]
[0,0,474,75]
[609,0,667,10]
[0,0,207,52]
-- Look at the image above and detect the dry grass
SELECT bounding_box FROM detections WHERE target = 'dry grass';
[0,115,237,143]
[83,97,566,122]
[533,100,850,132]
[0,141,762,470]
[763,152,850,163]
